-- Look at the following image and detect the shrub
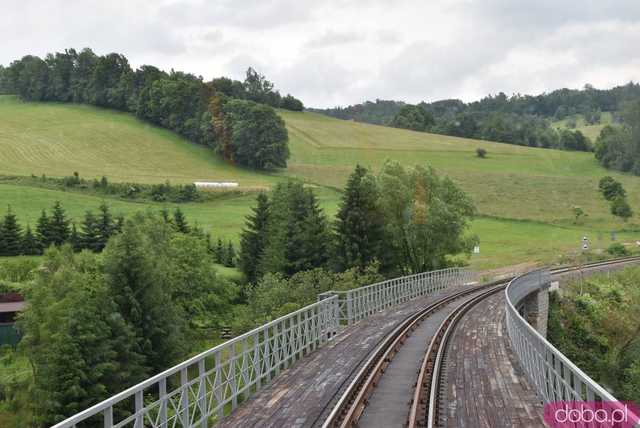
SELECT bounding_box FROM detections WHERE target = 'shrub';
[607,243,629,257]
[598,176,626,201]
[611,195,633,221]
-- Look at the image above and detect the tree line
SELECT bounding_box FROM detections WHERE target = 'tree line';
[316,82,640,125]
[595,100,640,175]
[0,202,238,265]
[315,82,640,151]
[238,162,477,284]
[0,49,301,170]
[390,104,592,151]
[17,212,238,426]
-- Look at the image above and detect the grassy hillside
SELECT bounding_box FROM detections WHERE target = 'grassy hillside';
[2,96,640,269]
[552,112,614,141]
[281,110,640,228]
[0,96,274,186]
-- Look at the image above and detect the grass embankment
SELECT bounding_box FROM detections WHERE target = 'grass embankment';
[2,96,640,268]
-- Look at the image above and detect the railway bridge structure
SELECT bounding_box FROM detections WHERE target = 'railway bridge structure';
[54,258,640,428]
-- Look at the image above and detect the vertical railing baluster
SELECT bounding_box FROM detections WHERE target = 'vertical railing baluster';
[181,368,190,426]
[159,377,168,426]
[134,390,143,428]
[103,407,113,428]
[198,359,208,428]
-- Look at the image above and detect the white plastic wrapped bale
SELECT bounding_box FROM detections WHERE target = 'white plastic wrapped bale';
[193,181,239,188]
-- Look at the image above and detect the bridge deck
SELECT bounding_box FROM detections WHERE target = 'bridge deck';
[443,293,545,427]
[219,284,478,428]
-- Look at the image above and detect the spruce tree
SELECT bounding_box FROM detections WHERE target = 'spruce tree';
[1,207,22,256]
[114,214,125,233]
[69,223,82,252]
[96,202,115,251]
[49,201,70,246]
[103,217,182,373]
[225,241,236,267]
[21,247,146,426]
[259,182,330,276]
[173,208,189,233]
[22,225,41,255]
[36,209,51,250]
[334,165,386,271]
[215,238,225,263]
[239,192,269,283]
[80,211,101,252]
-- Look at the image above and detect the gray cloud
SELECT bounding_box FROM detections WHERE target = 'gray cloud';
[1,0,639,107]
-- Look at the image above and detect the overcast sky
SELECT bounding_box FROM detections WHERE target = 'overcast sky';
[2,0,640,108]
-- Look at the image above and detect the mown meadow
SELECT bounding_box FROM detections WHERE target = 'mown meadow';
[2,95,640,268]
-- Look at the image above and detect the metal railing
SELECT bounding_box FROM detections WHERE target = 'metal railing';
[52,296,340,428]
[53,266,474,427]
[318,267,475,325]
[505,270,623,404]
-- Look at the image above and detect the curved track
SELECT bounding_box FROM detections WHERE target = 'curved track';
[323,256,640,428]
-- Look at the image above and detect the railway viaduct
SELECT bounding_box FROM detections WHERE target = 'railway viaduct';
[53,259,640,428]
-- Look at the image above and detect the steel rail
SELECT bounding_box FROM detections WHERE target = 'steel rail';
[414,256,640,428]
[321,280,505,428]
[409,284,505,428]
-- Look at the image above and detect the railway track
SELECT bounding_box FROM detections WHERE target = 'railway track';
[322,256,640,428]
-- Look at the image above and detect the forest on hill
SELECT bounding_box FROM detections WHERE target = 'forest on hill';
[314,83,640,152]
[0,48,304,170]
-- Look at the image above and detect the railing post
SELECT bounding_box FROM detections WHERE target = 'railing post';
[159,377,168,426]
[346,291,354,325]
[198,359,208,428]
[134,390,143,428]
[103,407,113,428]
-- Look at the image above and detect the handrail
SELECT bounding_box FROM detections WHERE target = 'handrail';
[318,267,476,324]
[53,266,474,427]
[504,270,629,405]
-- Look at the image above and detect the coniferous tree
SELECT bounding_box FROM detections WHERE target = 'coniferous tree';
[21,247,146,426]
[173,208,189,233]
[334,165,386,271]
[215,238,225,263]
[49,201,70,246]
[239,192,269,283]
[1,207,23,256]
[22,225,40,255]
[36,209,52,250]
[80,211,101,252]
[225,241,236,267]
[102,216,183,373]
[114,214,125,233]
[259,182,330,276]
[69,223,82,252]
[96,202,115,251]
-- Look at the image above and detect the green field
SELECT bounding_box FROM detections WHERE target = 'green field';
[0,96,274,186]
[552,111,614,142]
[1,95,640,269]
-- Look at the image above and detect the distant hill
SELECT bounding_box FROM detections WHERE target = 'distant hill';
[312,83,640,126]
[311,83,640,151]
